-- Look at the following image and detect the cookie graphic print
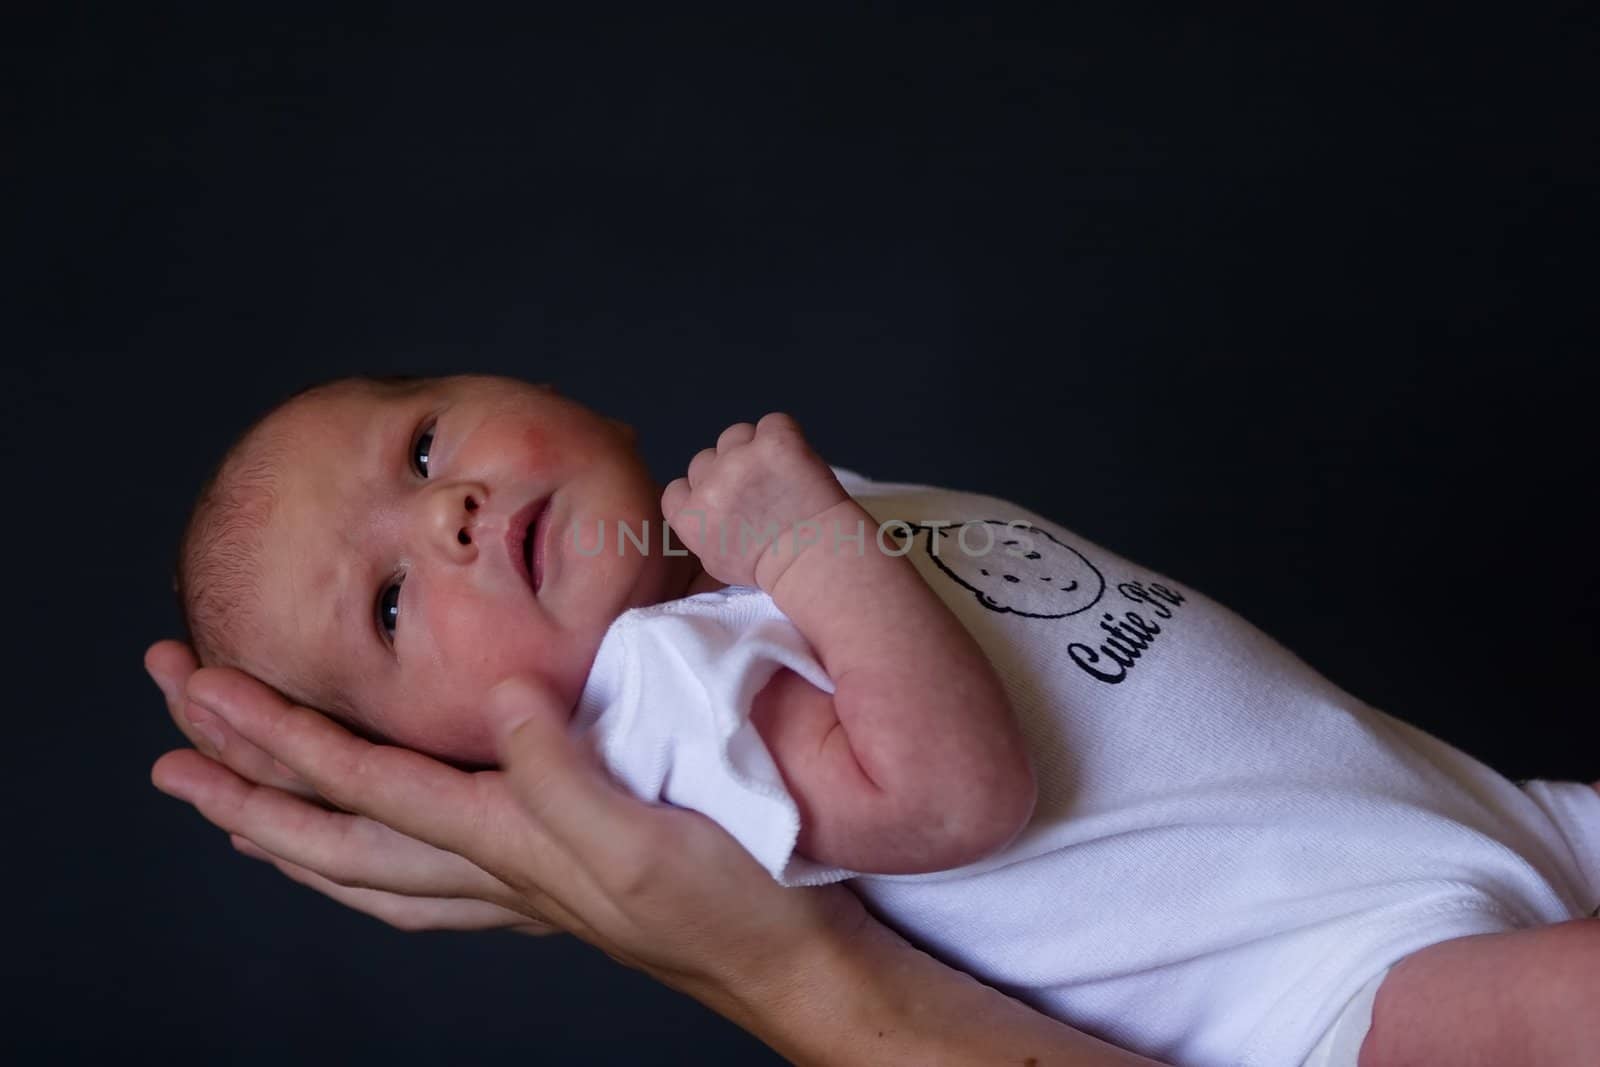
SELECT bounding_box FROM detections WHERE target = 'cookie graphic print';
[890,519,1187,686]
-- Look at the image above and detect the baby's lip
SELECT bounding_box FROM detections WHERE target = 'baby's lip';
[505,496,550,596]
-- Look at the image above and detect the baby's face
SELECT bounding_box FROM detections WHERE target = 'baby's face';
[243,375,684,764]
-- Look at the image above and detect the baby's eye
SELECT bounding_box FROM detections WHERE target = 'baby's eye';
[377,580,402,641]
[412,425,434,478]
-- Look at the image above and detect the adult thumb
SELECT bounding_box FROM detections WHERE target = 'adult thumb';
[484,677,569,759]
[482,677,636,842]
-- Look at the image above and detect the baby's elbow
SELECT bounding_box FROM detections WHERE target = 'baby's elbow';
[970,751,1039,859]
[1003,750,1040,840]
[976,691,1038,852]
[918,751,1039,871]
[833,759,1036,875]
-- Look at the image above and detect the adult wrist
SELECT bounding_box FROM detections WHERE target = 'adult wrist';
[633,892,880,1065]
[706,914,1166,1067]
[711,912,900,1066]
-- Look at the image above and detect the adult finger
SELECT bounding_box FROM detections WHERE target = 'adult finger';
[484,678,664,874]
[184,667,619,943]
[146,640,217,754]
[146,641,317,800]
[152,747,513,906]
[229,835,552,934]
[145,639,199,702]
[185,666,499,859]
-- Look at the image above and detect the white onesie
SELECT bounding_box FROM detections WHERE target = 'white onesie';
[570,470,1600,1067]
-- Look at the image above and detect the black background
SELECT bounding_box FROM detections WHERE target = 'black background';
[7,5,1597,1064]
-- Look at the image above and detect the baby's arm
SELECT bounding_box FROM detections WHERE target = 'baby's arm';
[662,415,1036,875]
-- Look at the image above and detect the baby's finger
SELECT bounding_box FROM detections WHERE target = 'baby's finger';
[660,477,691,525]
[185,666,498,860]
[685,446,719,488]
[230,835,548,933]
[154,747,514,904]
[716,422,756,453]
[755,411,801,437]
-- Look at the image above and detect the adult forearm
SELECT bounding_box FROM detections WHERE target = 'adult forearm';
[693,916,1167,1067]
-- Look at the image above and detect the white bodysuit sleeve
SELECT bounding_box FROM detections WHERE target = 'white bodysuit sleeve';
[572,588,860,888]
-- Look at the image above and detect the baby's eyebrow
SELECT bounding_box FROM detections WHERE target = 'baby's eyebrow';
[295,542,354,664]
[328,399,418,655]
[328,564,358,648]
[303,530,389,703]
[297,408,392,667]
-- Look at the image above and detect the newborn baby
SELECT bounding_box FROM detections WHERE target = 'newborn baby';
[179,373,1033,873]
[177,373,1600,1067]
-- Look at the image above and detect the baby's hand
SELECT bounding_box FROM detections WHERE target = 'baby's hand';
[662,413,849,591]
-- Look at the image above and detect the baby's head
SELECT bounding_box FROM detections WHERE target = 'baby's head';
[177,374,688,765]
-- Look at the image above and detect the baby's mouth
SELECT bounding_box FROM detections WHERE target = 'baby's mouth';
[507,496,552,595]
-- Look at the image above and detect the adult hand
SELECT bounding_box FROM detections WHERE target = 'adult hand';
[148,641,543,933]
[148,639,1167,1065]
[146,640,868,998]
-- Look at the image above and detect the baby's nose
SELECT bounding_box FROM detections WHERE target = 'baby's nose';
[421,482,489,562]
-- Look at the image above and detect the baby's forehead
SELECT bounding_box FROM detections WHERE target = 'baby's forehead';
[253,380,412,469]
[271,377,403,428]
[239,431,364,707]
[228,402,359,589]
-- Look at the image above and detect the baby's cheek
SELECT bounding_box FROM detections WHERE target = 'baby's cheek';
[368,664,498,766]
[434,704,499,767]
[471,408,563,476]
[399,696,497,766]
[426,588,513,667]
[391,612,505,761]
[514,423,560,469]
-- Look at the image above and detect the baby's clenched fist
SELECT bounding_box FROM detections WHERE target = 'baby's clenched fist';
[661,413,849,591]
